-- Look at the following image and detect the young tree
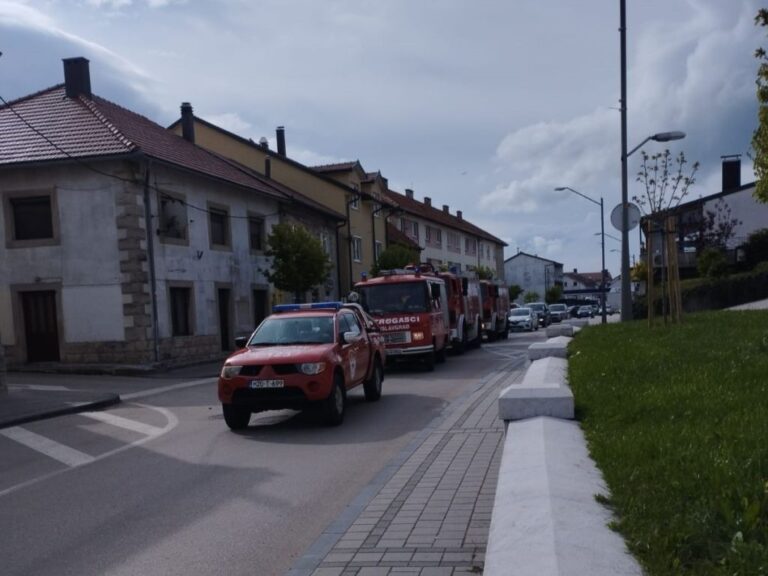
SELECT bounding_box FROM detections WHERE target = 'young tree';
[370,244,419,276]
[545,285,563,304]
[753,8,768,202]
[633,149,699,216]
[508,284,523,302]
[264,223,331,303]
[523,291,540,303]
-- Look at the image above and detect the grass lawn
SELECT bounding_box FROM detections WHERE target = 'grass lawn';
[568,310,768,575]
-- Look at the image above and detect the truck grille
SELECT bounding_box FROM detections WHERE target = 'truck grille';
[384,331,411,345]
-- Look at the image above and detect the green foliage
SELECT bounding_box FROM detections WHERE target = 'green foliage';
[569,311,768,575]
[753,9,768,203]
[697,247,729,279]
[371,244,419,276]
[508,284,523,302]
[745,228,768,267]
[545,284,563,304]
[631,260,648,282]
[264,223,331,302]
[523,290,540,303]
[473,265,495,280]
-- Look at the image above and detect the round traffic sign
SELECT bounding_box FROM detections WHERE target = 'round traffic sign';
[610,203,640,232]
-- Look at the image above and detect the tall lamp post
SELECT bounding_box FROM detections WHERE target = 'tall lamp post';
[555,186,607,324]
[619,130,685,321]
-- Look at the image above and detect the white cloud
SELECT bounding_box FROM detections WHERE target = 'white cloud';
[204,112,252,136]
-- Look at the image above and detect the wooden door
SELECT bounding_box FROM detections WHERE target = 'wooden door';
[21,290,60,362]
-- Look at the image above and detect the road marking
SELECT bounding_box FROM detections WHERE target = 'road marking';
[0,426,95,467]
[121,377,215,400]
[0,404,178,499]
[9,384,70,391]
[79,411,165,436]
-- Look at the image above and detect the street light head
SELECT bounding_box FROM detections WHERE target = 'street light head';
[554,187,567,191]
[651,131,686,143]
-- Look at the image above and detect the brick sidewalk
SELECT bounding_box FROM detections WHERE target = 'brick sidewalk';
[288,356,526,576]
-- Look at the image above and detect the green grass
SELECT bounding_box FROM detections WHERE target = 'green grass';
[568,310,768,576]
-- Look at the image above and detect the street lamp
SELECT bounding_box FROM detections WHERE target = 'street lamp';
[619,130,685,322]
[555,186,607,324]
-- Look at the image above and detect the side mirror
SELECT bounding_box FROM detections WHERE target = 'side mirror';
[234,336,248,349]
[342,331,361,344]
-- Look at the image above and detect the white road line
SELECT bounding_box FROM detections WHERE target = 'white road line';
[9,384,70,391]
[121,377,215,400]
[79,411,165,436]
[0,427,95,467]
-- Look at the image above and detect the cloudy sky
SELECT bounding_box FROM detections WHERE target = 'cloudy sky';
[1,0,763,275]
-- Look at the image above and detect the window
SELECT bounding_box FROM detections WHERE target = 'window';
[426,226,442,247]
[249,215,264,251]
[320,231,332,256]
[375,240,383,261]
[373,202,381,217]
[209,206,230,247]
[5,191,59,247]
[340,312,361,337]
[447,231,460,253]
[352,236,363,262]
[158,193,187,241]
[410,221,419,242]
[350,193,359,210]
[170,287,193,336]
[465,237,477,256]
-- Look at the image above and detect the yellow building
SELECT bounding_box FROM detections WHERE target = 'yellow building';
[168,109,393,292]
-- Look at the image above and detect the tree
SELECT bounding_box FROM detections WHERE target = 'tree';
[697,247,728,279]
[700,199,742,250]
[633,149,699,216]
[744,228,768,267]
[753,8,768,202]
[545,285,563,304]
[471,265,495,280]
[371,244,419,276]
[631,260,648,282]
[508,284,523,302]
[523,291,540,303]
[264,223,331,303]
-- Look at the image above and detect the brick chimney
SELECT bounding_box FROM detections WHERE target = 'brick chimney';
[63,57,92,99]
[457,210,463,221]
[276,126,286,156]
[265,156,271,179]
[442,204,449,213]
[721,155,741,190]
[424,196,431,207]
[405,189,414,200]
[180,102,195,143]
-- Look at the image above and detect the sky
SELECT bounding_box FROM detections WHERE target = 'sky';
[0,0,763,276]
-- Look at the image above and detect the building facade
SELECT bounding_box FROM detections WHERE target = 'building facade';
[503,252,563,303]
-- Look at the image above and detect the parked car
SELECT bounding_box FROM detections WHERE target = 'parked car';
[548,303,568,323]
[508,307,538,332]
[217,302,387,430]
[577,305,595,318]
[527,302,551,327]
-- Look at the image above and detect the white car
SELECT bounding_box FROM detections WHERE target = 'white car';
[508,307,538,332]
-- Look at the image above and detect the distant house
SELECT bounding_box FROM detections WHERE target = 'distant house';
[384,189,506,278]
[640,157,768,276]
[504,252,563,302]
[0,57,343,368]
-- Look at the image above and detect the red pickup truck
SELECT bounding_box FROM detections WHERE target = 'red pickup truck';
[218,302,386,429]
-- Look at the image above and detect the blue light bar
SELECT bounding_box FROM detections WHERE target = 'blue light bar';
[273,301,343,313]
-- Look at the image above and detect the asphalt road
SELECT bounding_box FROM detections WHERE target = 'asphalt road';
[0,332,540,576]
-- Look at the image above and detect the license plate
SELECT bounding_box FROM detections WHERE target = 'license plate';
[249,379,284,389]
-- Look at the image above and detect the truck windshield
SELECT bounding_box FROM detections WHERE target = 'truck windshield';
[357,283,428,314]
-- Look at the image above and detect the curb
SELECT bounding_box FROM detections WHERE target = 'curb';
[0,393,122,430]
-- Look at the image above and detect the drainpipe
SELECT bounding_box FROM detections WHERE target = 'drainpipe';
[346,196,353,292]
[336,219,347,298]
[143,160,160,363]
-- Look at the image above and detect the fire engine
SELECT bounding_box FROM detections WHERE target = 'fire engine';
[480,280,510,341]
[437,271,482,354]
[354,264,450,370]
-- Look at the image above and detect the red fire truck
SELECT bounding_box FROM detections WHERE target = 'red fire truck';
[354,265,450,370]
[480,280,510,341]
[437,271,483,354]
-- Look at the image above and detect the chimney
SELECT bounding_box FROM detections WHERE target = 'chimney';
[405,189,414,200]
[573,268,578,273]
[63,57,92,99]
[276,126,286,156]
[457,210,463,221]
[258,136,269,150]
[442,204,449,213]
[180,102,195,143]
[424,196,431,207]
[265,156,272,179]
[721,155,741,190]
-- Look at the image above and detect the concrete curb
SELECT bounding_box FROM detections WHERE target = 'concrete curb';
[0,391,121,430]
[528,335,571,361]
[498,357,573,421]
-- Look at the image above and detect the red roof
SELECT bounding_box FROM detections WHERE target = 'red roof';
[384,189,506,246]
[0,85,288,196]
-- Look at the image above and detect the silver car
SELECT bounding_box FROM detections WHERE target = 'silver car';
[508,307,538,332]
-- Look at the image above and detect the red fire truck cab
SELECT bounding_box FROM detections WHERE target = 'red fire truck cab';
[480,280,510,341]
[354,266,450,370]
[437,272,482,354]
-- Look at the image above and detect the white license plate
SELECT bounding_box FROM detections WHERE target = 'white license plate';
[249,379,284,389]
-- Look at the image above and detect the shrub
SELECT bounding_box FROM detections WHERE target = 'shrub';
[697,247,728,279]
[744,228,768,267]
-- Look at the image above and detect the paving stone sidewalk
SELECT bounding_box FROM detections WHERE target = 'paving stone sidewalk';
[288,356,526,576]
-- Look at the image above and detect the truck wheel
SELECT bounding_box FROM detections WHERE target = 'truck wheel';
[222,404,251,430]
[364,360,383,402]
[436,342,447,364]
[323,375,346,426]
[423,351,436,372]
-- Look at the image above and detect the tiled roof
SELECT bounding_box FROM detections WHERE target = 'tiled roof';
[311,161,360,172]
[384,188,506,246]
[504,251,563,266]
[0,86,285,196]
[563,272,601,288]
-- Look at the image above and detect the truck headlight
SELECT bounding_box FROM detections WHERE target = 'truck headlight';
[411,331,424,341]
[221,365,242,379]
[299,362,327,375]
